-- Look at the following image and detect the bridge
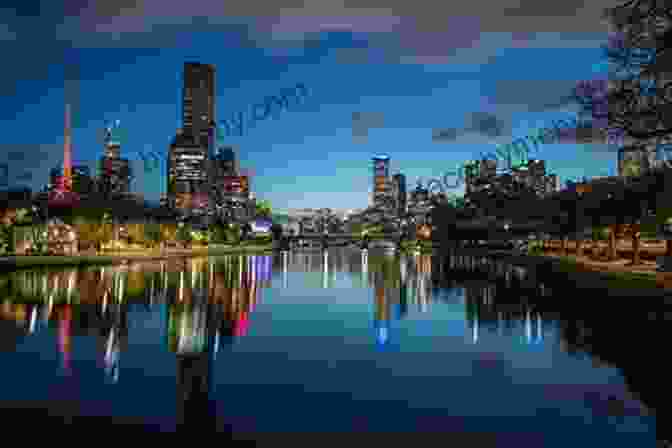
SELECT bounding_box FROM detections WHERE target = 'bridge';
[286,233,404,249]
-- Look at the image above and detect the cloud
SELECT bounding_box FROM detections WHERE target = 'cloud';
[484,78,587,112]
[466,112,507,137]
[48,0,614,60]
[432,128,461,142]
[352,111,384,140]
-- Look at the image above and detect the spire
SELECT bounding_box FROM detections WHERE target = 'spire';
[63,103,72,192]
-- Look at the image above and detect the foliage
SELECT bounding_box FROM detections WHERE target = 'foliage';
[144,223,162,247]
[161,223,178,242]
[574,1,672,141]
[255,200,272,218]
[208,223,229,243]
[190,229,209,244]
[592,226,611,241]
[125,223,145,246]
[176,222,193,244]
[225,223,242,244]
[0,224,11,255]
[72,215,100,250]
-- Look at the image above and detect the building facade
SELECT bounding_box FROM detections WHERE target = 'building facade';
[182,62,216,150]
[98,121,131,197]
[392,173,407,217]
[168,132,209,215]
[50,164,95,198]
[372,155,395,213]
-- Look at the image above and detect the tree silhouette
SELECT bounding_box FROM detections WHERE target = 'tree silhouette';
[576,1,672,141]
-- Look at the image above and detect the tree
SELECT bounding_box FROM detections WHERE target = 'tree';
[255,200,272,218]
[208,223,228,244]
[125,223,145,247]
[72,214,99,251]
[144,223,162,248]
[226,223,242,244]
[161,223,178,243]
[573,1,672,143]
[176,222,192,248]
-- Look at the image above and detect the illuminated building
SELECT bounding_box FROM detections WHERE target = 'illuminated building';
[167,63,218,217]
[372,154,395,212]
[168,132,209,215]
[49,104,80,206]
[212,146,239,177]
[98,120,131,198]
[50,164,95,197]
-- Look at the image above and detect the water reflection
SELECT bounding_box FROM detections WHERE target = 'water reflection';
[0,250,659,439]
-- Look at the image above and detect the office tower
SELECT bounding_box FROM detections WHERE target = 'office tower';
[167,63,216,217]
[213,146,239,177]
[98,121,131,198]
[392,173,407,217]
[372,154,394,211]
[182,62,216,149]
[168,132,209,214]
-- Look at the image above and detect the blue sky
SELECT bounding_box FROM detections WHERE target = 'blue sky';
[0,1,620,210]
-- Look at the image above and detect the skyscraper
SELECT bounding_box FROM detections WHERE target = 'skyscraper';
[392,173,407,217]
[98,121,131,198]
[372,154,394,212]
[168,63,217,219]
[182,62,216,149]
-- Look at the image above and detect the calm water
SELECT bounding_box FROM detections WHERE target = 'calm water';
[0,248,660,442]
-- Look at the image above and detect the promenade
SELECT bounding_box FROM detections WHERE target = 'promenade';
[0,244,273,271]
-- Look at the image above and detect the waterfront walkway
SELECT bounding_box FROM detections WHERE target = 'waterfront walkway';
[0,245,273,271]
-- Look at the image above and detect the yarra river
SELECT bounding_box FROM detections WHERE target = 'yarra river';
[0,248,662,443]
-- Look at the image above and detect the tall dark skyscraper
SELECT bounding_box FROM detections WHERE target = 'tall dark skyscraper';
[392,173,407,217]
[182,62,216,148]
[168,63,217,218]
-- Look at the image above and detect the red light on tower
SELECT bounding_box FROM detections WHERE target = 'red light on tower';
[63,103,73,192]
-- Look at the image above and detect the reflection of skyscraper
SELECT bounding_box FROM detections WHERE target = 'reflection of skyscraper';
[176,351,214,430]
[169,300,217,430]
[373,273,391,345]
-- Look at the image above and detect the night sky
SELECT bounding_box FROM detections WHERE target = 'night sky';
[0,1,619,210]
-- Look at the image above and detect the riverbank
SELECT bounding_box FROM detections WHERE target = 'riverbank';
[0,244,273,271]
[435,247,669,297]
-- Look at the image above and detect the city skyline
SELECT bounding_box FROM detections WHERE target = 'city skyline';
[1,2,619,210]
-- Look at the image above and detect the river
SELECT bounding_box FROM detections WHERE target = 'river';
[0,248,661,443]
